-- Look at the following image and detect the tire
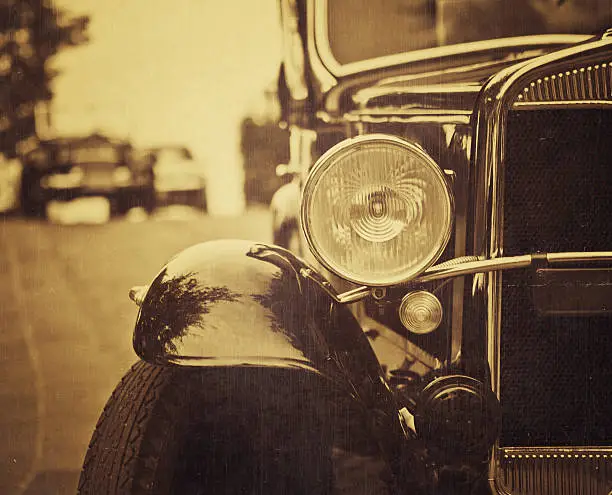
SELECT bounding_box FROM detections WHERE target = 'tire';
[78,361,337,495]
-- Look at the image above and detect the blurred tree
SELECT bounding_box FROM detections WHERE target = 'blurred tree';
[0,0,89,157]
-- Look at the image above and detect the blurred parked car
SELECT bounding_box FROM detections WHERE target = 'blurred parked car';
[20,133,155,219]
[148,146,207,210]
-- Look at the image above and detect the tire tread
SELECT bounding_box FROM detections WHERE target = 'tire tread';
[77,361,175,494]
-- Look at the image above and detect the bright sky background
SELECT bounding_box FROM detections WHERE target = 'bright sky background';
[51,0,282,215]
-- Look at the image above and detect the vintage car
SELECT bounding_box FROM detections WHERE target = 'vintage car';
[79,1,612,494]
[20,133,155,218]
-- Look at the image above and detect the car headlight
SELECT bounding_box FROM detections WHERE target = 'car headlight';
[301,135,453,286]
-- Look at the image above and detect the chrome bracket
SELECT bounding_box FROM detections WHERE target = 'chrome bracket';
[304,251,612,305]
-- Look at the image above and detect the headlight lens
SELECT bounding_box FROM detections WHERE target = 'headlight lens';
[301,135,453,286]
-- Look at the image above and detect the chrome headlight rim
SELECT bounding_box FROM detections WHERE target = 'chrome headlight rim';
[301,134,454,287]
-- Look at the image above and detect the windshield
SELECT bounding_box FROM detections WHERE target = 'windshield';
[319,0,612,71]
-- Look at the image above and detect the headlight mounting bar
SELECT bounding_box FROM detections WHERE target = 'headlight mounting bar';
[316,251,612,304]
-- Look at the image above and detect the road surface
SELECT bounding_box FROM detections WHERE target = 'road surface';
[0,209,272,494]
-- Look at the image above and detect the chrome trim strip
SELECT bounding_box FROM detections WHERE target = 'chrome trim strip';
[547,251,612,262]
[353,83,482,106]
[311,1,590,78]
[346,108,473,116]
[371,54,547,87]
[340,113,472,125]
[503,446,612,456]
[418,251,612,283]
[415,255,533,283]
[166,356,323,374]
[333,284,372,304]
[306,0,336,92]
[299,267,372,304]
[514,100,612,109]
[314,251,612,305]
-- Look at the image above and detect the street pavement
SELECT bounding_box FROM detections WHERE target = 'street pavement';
[0,208,272,494]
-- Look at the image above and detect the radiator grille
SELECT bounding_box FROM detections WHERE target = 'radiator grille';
[500,109,612,452]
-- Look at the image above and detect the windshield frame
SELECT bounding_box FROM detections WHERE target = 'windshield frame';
[311,0,592,78]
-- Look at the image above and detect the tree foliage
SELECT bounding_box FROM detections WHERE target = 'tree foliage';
[0,0,89,157]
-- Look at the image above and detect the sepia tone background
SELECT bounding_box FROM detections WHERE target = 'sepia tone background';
[0,1,284,493]
[51,0,282,215]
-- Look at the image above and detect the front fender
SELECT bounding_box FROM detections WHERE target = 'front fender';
[134,239,385,387]
[133,239,439,490]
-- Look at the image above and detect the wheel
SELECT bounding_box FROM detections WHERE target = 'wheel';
[78,361,338,494]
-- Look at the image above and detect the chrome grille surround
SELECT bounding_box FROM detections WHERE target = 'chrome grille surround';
[514,62,612,106]
[470,34,612,495]
[500,447,612,495]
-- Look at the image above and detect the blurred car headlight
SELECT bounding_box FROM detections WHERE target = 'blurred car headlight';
[301,135,453,286]
[41,167,84,189]
[112,166,132,186]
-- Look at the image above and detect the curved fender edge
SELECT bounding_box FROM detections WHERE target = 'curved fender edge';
[133,239,419,488]
[133,240,382,387]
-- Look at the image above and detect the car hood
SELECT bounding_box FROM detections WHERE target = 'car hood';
[319,35,593,117]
